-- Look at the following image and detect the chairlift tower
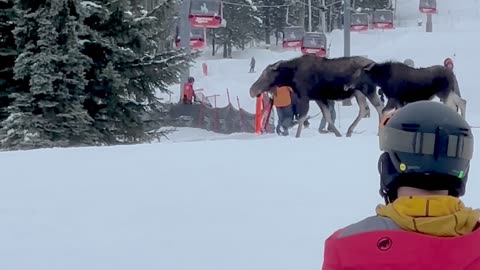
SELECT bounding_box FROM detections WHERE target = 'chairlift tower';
[344,0,351,57]
[179,0,192,101]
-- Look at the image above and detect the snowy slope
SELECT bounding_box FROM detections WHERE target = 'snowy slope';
[4,1,480,270]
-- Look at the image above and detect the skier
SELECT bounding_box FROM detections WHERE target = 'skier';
[249,57,256,73]
[322,101,480,270]
[273,85,294,136]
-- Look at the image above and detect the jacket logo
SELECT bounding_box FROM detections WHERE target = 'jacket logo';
[377,237,392,251]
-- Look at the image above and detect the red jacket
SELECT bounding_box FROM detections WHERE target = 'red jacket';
[183,82,194,100]
[322,225,480,270]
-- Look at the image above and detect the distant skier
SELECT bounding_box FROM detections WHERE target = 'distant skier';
[321,101,480,270]
[249,57,256,73]
[273,85,294,136]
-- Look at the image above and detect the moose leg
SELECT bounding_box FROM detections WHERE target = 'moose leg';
[443,92,467,119]
[364,91,386,135]
[365,91,385,121]
[295,98,310,138]
[382,98,400,114]
[346,91,368,137]
[315,100,342,137]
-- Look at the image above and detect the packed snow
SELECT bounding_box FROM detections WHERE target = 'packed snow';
[3,0,480,270]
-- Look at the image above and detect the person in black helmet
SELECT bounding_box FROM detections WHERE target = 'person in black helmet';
[322,101,480,270]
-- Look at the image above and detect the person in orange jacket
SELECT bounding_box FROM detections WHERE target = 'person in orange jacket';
[321,101,480,270]
[273,85,294,136]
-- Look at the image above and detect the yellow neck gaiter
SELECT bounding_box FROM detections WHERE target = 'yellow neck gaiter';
[376,195,480,237]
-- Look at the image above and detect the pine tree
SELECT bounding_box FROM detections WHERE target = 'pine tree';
[0,0,24,123]
[0,0,99,150]
[81,0,191,144]
[326,0,342,31]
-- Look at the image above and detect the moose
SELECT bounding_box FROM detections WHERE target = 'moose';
[249,54,385,138]
[346,61,466,118]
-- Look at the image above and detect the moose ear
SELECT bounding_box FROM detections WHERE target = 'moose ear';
[363,62,376,72]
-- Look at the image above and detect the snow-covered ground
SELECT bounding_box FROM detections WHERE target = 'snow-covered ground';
[3,1,480,270]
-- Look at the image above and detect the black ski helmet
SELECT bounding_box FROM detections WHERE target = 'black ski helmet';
[378,101,474,203]
[188,76,195,83]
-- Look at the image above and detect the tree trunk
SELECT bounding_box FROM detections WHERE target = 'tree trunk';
[223,42,228,58]
[211,29,216,56]
[264,10,271,46]
[299,1,305,28]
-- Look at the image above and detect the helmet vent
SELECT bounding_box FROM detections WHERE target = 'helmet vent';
[457,128,470,136]
[401,123,420,132]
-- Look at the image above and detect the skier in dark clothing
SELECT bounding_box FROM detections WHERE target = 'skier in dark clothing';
[249,57,256,73]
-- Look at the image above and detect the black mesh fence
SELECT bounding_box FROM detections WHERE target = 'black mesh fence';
[164,102,275,134]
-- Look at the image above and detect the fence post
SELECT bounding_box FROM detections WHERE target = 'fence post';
[255,94,263,134]
[197,102,204,128]
[226,88,231,104]
[202,63,208,76]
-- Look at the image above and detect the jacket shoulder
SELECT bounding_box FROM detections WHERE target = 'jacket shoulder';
[323,223,480,270]
[337,215,401,238]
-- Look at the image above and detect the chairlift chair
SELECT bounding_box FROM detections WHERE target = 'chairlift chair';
[282,26,305,48]
[350,13,369,32]
[189,0,224,28]
[300,32,327,57]
[372,9,394,29]
[175,26,206,50]
[419,0,437,14]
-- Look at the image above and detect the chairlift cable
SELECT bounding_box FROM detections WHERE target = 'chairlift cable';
[221,1,295,8]
[221,0,341,10]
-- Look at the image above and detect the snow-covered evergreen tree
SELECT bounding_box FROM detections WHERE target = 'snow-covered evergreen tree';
[0,0,99,150]
[81,0,191,144]
[0,0,24,123]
